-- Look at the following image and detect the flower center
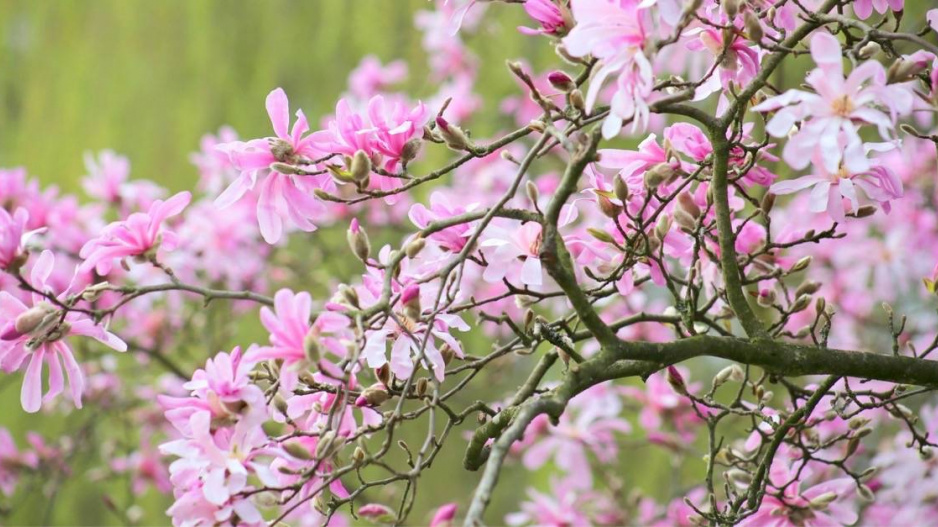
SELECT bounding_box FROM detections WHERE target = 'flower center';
[529,231,543,257]
[830,95,854,117]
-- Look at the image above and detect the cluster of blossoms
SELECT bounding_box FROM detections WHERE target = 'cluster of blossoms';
[5,1,938,526]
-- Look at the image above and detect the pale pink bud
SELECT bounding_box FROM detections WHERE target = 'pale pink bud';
[547,71,575,92]
[430,503,458,527]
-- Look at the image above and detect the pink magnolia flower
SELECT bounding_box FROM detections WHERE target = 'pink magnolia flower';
[347,55,408,100]
[82,150,165,210]
[216,88,326,244]
[518,0,572,36]
[562,0,653,137]
[409,191,480,253]
[0,428,38,496]
[480,221,545,287]
[853,0,903,19]
[160,412,276,526]
[312,95,428,175]
[110,438,172,496]
[687,28,761,98]
[362,283,468,381]
[505,477,593,526]
[79,191,191,275]
[521,384,631,488]
[0,251,127,413]
[250,289,351,386]
[191,126,240,196]
[739,477,858,527]
[158,346,265,436]
[0,207,42,271]
[753,32,914,174]
[621,365,703,443]
[770,146,903,222]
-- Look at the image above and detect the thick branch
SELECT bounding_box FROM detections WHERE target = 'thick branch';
[609,335,938,387]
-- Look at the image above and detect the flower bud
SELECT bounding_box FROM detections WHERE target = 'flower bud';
[358,503,396,523]
[526,181,540,205]
[401,138,422,165]
[350,150,371,183]
[789,256,812,273]
[347,219,371,263]
[744,10,763,42]
[440,343,456,365]
[80,282,111,302]
[756,288,777,307]
[415,377,429,398]
[644,163,676,190]
[587,227,617,244]
[273,394,289,415]
[614,175,630,203]
[375,363,391,385]
[547,71,576,92]
[356,383,390,407]
[270,162,301,175]
[858,41,882,59]
[315,430,339,460]
[655,214,672,241]
[569,89,586,113]
[436,117,471,151]
[401,283,421,321]
[677,192,701,219]
[4,302,55,340]
[598,194,622,218]
[405,237,426,259]
[887,57,928,84]
[352,446,366,465]
[722,0,739,18]
[808,492,837,510]
[760,192,776,215]
[857,484,875,502]
[339,284,360,308]
[712,364,744,390]
[790,294,811,313]
[860,466,878,481]
[674,209,696,233]
[666,366,688,396]
[283,441,313,460]
[795,281,822,298]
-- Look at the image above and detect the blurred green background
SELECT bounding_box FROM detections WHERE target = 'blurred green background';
[0,1,753,525]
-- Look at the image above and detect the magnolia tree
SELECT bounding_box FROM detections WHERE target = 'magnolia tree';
[3,0,938,525]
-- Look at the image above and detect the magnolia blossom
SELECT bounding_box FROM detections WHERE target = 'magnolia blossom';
[79,191,191,275]
[216,88,326,244]
[0,251,126,412]
[480,221,546,287]
[753,32,913,174]
[362,284,468,381]
[312,95,428,176]
[347,55,408,100]
[562,0,653,137]
[518,0,571,36]
[160,412,276,527]
[82,150,164,210]
[158,347,265,436]
[0,207,41,271]
[770,146,903,222]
